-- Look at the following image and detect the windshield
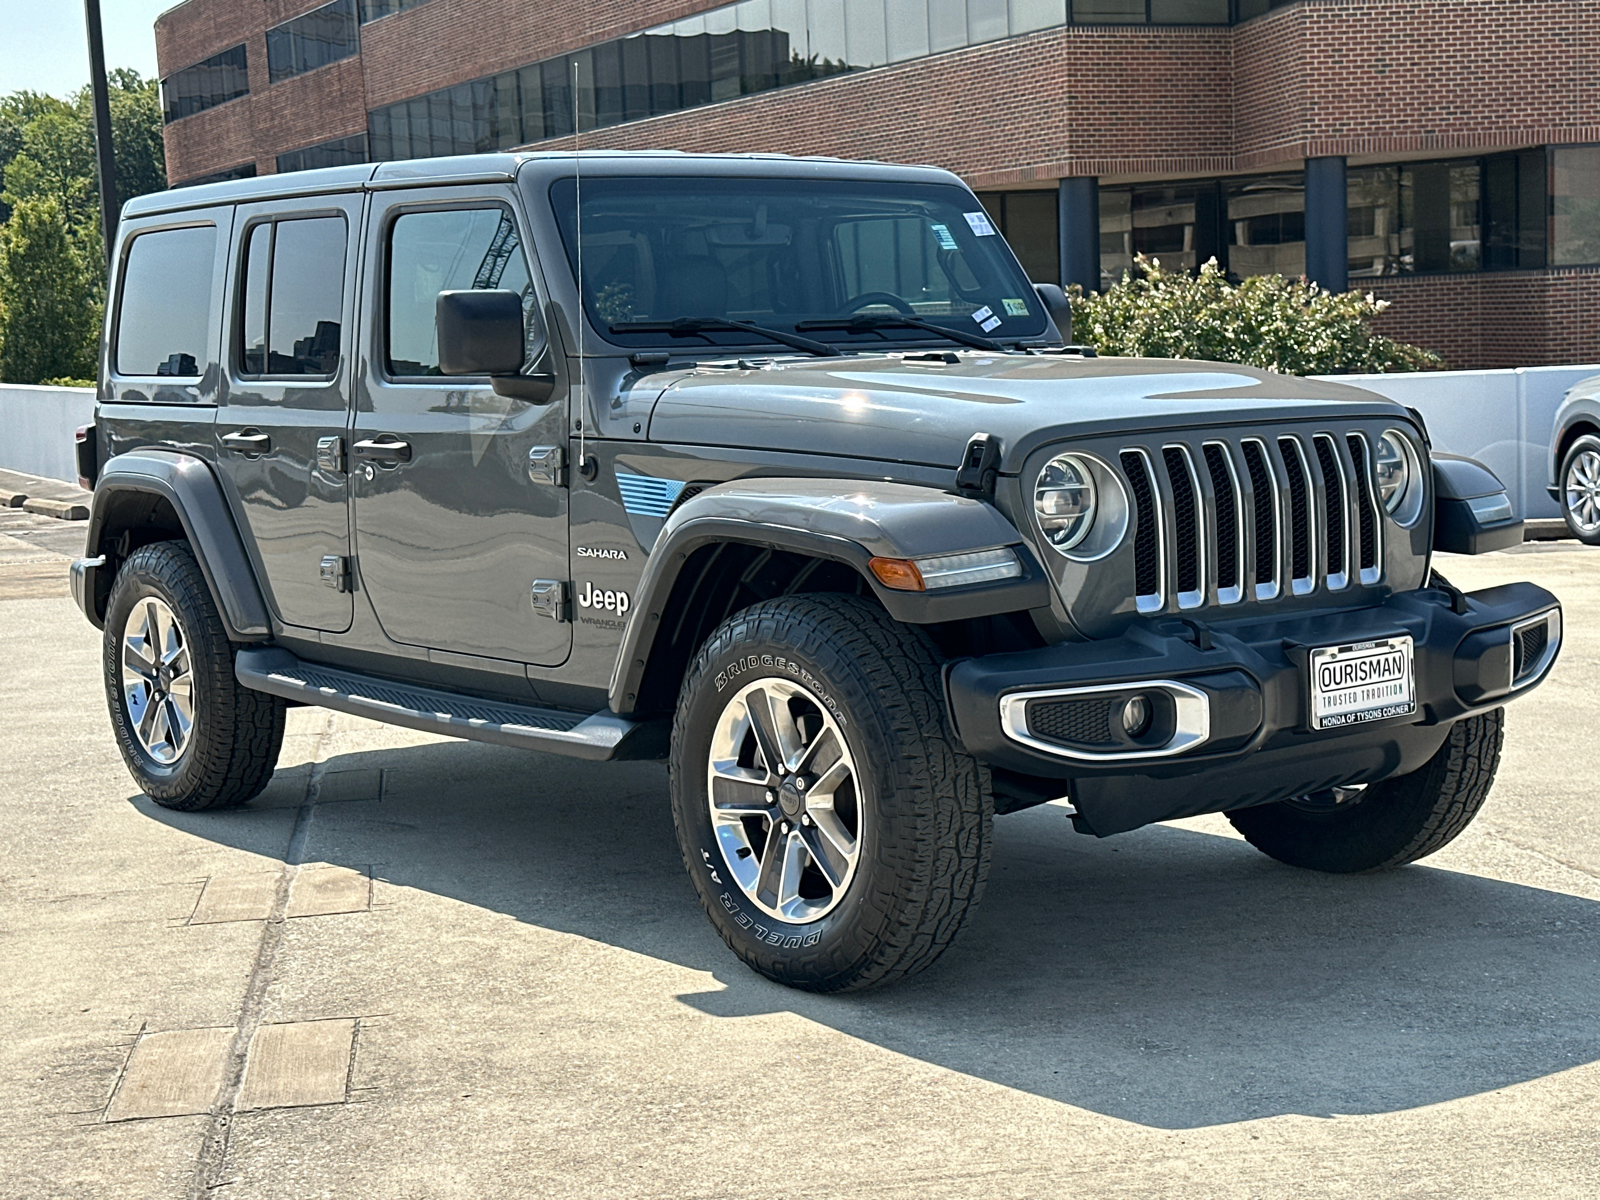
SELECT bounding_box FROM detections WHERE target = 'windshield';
[549,176,1049,351]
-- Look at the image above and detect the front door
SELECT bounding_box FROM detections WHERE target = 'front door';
[215,196,361,633]
[351,188,571,667]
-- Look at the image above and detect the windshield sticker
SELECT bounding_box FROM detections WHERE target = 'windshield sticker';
[1002,297,1029,316]
[929,223,959,250]
[963,210,998,236]
[970,305,1002,333]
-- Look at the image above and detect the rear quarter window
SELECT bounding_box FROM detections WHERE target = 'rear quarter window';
[115,225,218,377]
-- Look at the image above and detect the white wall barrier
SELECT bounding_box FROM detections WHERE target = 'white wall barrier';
[1316,364,1600,520]
[0,383,96,484]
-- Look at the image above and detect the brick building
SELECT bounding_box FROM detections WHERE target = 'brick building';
[153,0,1600,368]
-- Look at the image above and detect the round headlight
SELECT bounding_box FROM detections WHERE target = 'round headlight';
[1375,431,1415,514]
[1035,454,1098,552]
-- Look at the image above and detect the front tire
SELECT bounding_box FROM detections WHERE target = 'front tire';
[104,541,285,811]
[670,595,993,992]
[1227,708,1504,873]
[1559,433,1600,545]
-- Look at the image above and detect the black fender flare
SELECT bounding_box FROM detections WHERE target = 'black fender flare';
[609,478,1050,712]
[80,449,271,639]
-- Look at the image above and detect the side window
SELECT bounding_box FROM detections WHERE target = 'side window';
[386,207,540,377]
[238,215,347,377]
[115,225,218,376]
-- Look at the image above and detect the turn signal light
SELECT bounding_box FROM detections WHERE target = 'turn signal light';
[868,557,925,591]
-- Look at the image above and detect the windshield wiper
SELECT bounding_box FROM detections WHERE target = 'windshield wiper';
[609,317,841,358]
[795,314,1005,352]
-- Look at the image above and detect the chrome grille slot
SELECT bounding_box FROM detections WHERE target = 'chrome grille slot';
[1203,442,1244,605]
[1278,436,1315,594]
[1313,434,1350,589]
[1121,449,1164,612]
[1162,445,1204,609]
[1346,433,1382,582]
[1241,439,1280,600]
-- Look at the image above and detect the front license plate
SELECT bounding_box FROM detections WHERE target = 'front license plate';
[1309,636,1416,730]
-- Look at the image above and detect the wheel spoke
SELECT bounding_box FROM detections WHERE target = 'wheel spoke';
[807,755,852,804]
[163,640,189,674]
[710,763,775,815]
[143,691,168,750]
[791,724,841,777]
[123,638,157,682]
[799,823,850,889]
[746,687,800,778]
[776,830,807,907]
[164,696,192,743]
[754,819,786,903]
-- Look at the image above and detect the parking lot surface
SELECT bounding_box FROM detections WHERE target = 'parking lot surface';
[2,532,1597,1199]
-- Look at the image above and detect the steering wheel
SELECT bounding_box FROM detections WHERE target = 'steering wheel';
[841,291,918,316]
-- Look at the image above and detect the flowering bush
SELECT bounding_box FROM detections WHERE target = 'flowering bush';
[1071,256,1444,375]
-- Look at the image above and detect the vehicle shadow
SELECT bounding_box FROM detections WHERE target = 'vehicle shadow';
[133,735,1600,1130]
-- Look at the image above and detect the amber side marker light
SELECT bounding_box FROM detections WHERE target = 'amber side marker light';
[869,557,925,591]
[869,548,1023,592]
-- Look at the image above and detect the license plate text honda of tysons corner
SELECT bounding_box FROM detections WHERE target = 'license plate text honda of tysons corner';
[72,152,1561,992]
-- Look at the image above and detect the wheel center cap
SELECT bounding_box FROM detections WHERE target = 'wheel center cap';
[777,780,804,818]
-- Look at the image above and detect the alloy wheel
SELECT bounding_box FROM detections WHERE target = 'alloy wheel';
[1565,448,1600,536]
[706,677,862,923]
[121,597,195,765]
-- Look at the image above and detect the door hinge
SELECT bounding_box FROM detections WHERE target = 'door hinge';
[528,444,567,488]
[320,555,351,593]
[316,435,345,475]
[530,578,569,622]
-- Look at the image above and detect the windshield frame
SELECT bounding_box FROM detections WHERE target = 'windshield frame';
[542,169,1053,355]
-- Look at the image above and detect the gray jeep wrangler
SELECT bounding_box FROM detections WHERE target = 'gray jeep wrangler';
[73,152,1561,992]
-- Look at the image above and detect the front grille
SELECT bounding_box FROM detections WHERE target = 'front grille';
[1513,620,1549,681]
[1027,697,1117,747]
[1115,428,1390,613]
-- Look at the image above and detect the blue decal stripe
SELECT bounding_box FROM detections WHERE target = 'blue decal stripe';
[616,471,687,519]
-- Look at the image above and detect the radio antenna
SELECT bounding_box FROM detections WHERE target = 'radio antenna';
[573,59,587,480]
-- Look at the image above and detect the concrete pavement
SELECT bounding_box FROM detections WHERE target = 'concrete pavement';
[1,538,1597,1198]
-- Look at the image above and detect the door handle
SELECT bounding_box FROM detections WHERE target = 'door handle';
[221,429,272,455]
[352,435,412,465]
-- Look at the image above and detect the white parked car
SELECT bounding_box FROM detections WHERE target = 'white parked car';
[1550,373,1600,544]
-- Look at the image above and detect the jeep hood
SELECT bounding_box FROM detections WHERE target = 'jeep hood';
[643,353,1409,472]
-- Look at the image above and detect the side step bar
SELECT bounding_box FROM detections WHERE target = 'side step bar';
[235,648,667,762]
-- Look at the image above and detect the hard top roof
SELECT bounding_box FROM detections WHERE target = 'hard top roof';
[123,151,964,220]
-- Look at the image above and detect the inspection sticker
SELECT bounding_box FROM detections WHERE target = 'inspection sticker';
[1308,635,1416,730]
[1002,297,1029,316]
[930,223,959,250]
[963,210,998,236]
[970,305,1003,332]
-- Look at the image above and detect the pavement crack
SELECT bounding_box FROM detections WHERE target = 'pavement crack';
[187,713,334,1199]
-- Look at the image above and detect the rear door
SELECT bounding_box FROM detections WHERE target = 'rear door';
[350,186,571,667]
[214,196,362,633]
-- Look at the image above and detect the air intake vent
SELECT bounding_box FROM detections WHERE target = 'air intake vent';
[1121,450,1162,609]
[1278,437,1313,591]
[1162,446,1203,607]
[1314,435,1348,588]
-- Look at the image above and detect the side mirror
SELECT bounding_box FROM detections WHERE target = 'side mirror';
[435,289,555,402]
[1033,283,1074,340]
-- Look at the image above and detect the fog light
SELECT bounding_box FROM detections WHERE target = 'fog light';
[1120,694,1152,738]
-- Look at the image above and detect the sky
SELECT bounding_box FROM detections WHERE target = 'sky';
[1,0,172,99]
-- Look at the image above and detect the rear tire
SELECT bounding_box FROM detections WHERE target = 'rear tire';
[670,595,993,992]
[1227,709,1504,873]
[104,541,285,811]
[1559,433,1600,546]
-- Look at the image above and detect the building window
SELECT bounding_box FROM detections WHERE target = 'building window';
[1401,160,1480,273]
[276,133,369,175]
[1225,173,1306,279]
[1484,150,1546,270]
[239,217,348,376]
[974,191,1059,283]
[368,0,1275,163]
[1553,146,1600,267]
[175,163,258,189]
[1347,166,1400,278]
[161,44,249,123]
[267,0,360,84]
[358,0,430,22]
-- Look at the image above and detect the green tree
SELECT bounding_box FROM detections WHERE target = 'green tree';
[0,195,100,384]
[1072,256,1444,375]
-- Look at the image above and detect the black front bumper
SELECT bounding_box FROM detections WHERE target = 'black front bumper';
[947,581,1561,836]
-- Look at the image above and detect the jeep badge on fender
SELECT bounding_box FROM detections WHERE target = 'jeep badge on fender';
[71,150,1559,993]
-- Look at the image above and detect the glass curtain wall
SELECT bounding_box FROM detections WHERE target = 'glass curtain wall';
[277,133,369,174]
[267,0,360,84]
[161,45,249,123]
[1553,146,1600,266]
[368,0,1256,160]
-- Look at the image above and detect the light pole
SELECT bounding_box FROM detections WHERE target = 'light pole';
[83,0,119,270]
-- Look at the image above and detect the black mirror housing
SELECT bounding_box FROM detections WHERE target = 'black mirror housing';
[1033,283,1074,340]
[436,289,525,376]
